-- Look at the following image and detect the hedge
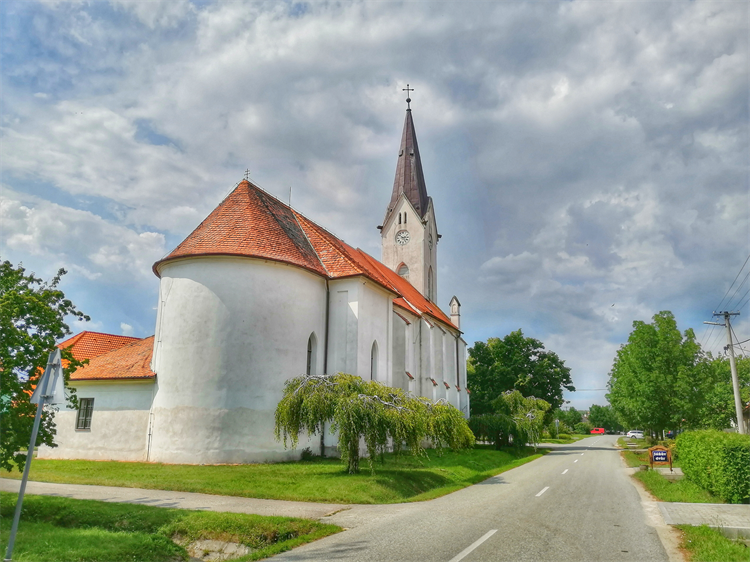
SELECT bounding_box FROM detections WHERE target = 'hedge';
[676,430,750,504]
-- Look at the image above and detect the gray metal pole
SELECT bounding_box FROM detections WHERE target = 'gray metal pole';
[4,361,52,562]
[724,313,746,435]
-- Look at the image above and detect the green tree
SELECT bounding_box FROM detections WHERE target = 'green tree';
[553,407,583,430]
[698,356,750,431]
[0,261,88,471]
[274,373,474,474]
[469,390,550,450]
[467,330,575,416]
[607,311,703,436]
[588,404,623,433]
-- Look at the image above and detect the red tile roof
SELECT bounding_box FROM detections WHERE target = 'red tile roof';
[154,181,327,277]
[155,180,457,331]
[57,331,142,361]
[70,337,155,381]
[357,251,454,327]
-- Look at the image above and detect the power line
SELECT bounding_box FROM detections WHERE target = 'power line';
[734,287,750,312]
[725,270,750,310]
[700,324,716,347]
[715,253,750,311]
[706,326,726,355]
[730,323,748,357]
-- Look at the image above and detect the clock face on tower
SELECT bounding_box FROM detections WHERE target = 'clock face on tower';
[395,230,410,245]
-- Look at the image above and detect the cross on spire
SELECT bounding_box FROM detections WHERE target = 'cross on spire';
[402,84,414,110]
[244,169,251,181]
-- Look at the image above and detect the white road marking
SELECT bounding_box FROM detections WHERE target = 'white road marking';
[581,453,585,455]
[536,487,550,497]
[448,529,497,562]
[574,459,578,463]
[562,469,568,474]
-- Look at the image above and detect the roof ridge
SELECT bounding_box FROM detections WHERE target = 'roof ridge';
[295,214,370,278]
[291,210,331,277]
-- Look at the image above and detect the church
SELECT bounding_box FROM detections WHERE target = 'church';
[40,102,469,464]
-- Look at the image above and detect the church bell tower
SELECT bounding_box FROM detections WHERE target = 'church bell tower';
[380,88,439,302]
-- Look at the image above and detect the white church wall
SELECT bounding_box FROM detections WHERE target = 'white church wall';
[391,313,407,392]
[38,380,154,461]
[354,281,393,384]
[149,256,326,464]
[420,319,433,399]
[432,326,445,401]
[444,331,457,408]
[328,279,360,376]
[458,339,470,417]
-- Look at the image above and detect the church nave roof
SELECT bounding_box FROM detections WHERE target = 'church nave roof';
[154,180,456,331]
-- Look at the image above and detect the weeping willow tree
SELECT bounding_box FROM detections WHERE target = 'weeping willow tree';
[275,373,474,474]
[469,390,550,451]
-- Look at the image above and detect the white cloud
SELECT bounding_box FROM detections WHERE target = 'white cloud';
[2,0,747,408]
[110,0,193,29]
[0,188,166,286]
[120,322,134,336]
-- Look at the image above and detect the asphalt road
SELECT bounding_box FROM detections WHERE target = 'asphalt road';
[272,435,671,562]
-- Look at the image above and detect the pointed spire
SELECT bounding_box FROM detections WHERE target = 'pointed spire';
[385,108,429,222]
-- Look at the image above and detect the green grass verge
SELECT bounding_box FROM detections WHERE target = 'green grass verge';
[3,446,545,504]
[539,436,582,444]
[634,470,722,503]
[0,492,340,562]
[676,525,750,562]
[621,448,682,469]
[622,450,721,504]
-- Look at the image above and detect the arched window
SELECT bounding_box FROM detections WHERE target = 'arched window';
[398,213,402,224]
[370,341,379,381]
[397,263,409,278]
[404,213,407,224]
[306,333,317,375]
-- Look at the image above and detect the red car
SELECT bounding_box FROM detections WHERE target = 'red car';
[590,427,606,434]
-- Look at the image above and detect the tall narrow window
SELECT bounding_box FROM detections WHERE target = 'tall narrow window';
[76,398,94,430]
[399,213,402,224]
[404,213,407,224]
[370,341,378,381]
[427,267,434,301]
[306,333,317,375]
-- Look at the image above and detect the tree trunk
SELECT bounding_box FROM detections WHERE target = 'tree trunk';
[347,439,360,474]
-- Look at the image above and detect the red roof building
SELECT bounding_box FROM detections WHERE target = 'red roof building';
[43,103,468,465]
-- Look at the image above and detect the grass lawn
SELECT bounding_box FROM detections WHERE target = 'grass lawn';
[3,446,545,504]
[633,470,721,504]
[621,450,719,503]
[621,448,682,468]
[539,435,584,444]
[0,492,339,562]
[677,525,750,562]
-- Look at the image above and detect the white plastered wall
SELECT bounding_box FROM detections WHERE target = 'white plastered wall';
[149,256,326,464]
[38,380,154,461]
[327,277,393,384]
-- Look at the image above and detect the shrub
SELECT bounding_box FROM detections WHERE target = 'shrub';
[275,373,474,474]
[677,430,750,504]
[574,422,592,434]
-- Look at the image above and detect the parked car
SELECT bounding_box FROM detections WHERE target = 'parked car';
[590,427,605,434]
[626,430,644,439]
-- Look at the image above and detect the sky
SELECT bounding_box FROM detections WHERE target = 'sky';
[2,0,748,410]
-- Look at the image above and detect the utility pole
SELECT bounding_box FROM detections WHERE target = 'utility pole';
[705,311,745,434]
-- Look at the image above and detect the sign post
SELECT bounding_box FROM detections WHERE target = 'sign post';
[4,349,66,562]
[648,445,673,472]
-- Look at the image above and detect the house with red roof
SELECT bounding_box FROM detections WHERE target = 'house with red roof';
[41,102,468,464]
